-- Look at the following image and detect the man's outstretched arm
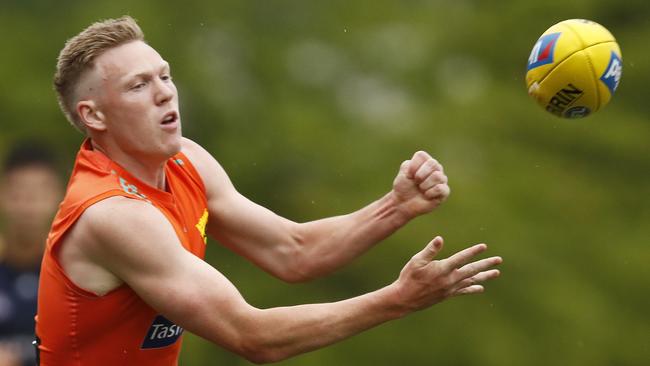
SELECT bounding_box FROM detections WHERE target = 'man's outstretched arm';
[182,138,450,282]
[76,198,501,363]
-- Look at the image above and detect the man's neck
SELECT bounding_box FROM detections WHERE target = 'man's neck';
[90,139,168,190]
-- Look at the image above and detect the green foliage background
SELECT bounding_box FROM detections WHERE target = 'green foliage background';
[1,0,648,365]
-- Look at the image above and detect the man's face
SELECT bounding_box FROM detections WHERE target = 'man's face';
[83,40,182,161]
[0,165,61,233]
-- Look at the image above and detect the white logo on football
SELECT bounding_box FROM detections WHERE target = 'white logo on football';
[528,40,542,65]
[604,57,622,87]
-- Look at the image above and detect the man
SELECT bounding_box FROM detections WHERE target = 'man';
[36,16,502,365]
[0,143,62,366]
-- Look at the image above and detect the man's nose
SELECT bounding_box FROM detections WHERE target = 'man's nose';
[154,78,174,105]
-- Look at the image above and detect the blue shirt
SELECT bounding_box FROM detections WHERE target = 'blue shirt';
[0,262,39,366]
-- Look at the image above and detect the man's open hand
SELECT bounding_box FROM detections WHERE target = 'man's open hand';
[392,236,502,313]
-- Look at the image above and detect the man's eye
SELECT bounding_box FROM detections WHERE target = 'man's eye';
[161,74,172,81]
[131,82,146,90]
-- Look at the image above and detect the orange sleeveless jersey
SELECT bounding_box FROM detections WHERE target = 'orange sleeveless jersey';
[36,140,209,365]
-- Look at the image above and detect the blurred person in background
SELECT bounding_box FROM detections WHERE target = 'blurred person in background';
[0,142,62,366]
[36,16,502,365]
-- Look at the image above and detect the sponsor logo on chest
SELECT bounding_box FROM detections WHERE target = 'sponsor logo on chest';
[141,315,184,349]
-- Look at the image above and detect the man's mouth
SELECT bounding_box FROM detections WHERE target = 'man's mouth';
[161,111,178,125]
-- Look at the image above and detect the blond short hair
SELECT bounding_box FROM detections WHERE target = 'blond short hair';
[54,16,144,133]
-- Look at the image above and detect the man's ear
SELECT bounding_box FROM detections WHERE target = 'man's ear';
[77,100,107,132]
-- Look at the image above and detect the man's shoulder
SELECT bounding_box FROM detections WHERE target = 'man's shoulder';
[178,137,238,207]
[178,137,230,192]
[58,196,175,296]
[62,195,176,275]
[179,137,202,151]
[84,195,162,223]
[179,137,209,163]
[79,196,167,241]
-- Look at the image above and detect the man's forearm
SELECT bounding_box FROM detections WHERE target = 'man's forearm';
[295,192,412,278]
[235,284,404,363]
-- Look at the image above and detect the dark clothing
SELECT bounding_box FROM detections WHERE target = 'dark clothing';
[0,262,39,366]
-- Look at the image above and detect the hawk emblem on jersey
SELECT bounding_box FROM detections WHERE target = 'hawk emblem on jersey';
[196,209,209,244]
[527,32,561,71]
[118,177,149,201]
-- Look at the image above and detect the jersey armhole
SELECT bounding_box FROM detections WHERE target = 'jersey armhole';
[47,190,146,298]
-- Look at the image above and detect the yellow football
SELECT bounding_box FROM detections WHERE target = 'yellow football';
[526,19,622,118]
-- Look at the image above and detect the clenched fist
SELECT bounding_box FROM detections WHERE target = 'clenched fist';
[392,151,450,219]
